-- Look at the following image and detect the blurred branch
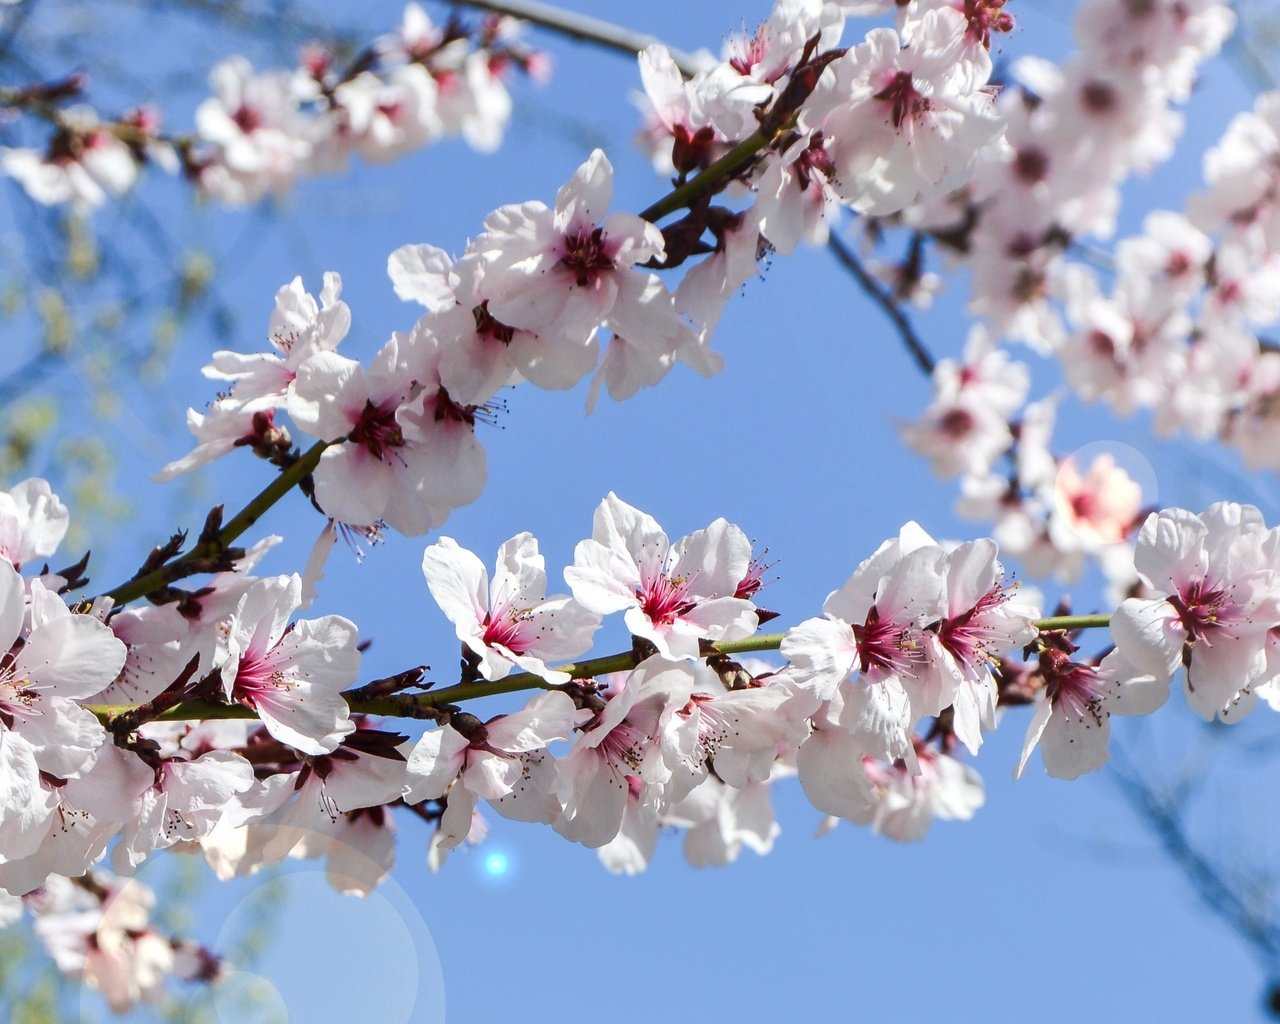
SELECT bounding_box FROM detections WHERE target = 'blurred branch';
[1111,745,1280,975]
[450,0,704,74]
[826,231,937,376]
[1226,1,1280,91]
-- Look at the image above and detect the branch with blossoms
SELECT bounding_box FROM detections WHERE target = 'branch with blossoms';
[6,0,1280,1014]
[0,3,546,211]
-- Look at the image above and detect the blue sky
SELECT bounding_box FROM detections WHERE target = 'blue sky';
[6,0,1280,1020]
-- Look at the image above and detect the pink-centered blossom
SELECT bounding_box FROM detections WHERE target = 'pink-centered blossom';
[924,538,1040,753]
[423,533,600,684]
[404,691,585,849]
[218,574,360,755]
[1016,648,1168,780]
[805,9,1004,215]
[565,493,759,660]
[554,660,694,848]
[782,522,946,762]
[466,149,671,349]
[289,327,486,534]
[1110,503,1280,720]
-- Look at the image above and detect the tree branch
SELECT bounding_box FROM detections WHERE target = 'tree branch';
[1110,751,1280,970]
[450,0,704,75]
[826,231,937,376]
[87,615,1113,725]
[97,439,334,606]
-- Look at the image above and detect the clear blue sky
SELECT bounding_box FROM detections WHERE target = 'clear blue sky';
[7,1,1280,1020]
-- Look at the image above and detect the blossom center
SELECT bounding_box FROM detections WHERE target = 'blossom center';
[1013,147,1049,185]
[232,651,285,706]
[432,387,478,426]
[853,607,926,679]
[473,301,515,344]
[1168,580,1235,642]
[937,586,1008,665]
[1048,663,1109,726]
[559,227,615,287]
[232,104,263,134]
[873,71,928,130]
[638,572,696,627]
[482,607,534,652]
[793,134,834,191]
[349,400,405,461]
[0,676,41,729]
[940,407,975,439]
[598,722,647,774]
[728,29,768,77]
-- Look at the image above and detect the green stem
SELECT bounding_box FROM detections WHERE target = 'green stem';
[639,127,779,224]
[86,633,790,725]
[449,0,702,76]
[88,616,1119,727]
[1035,614,1112,632]
[99,440,334,607]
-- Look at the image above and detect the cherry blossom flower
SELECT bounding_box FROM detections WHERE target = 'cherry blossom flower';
[634,44,726,176]
[0,744,153,896]
[389,243,598,402]
[194,57,311,201]
[782,523,946,760]
[333,65,442,163]
[404,691,585,849]
[1050,454,1143,550]
[659,657,806,788]
[1,117,138,212]
[251,731,410,879]
[924,539,1040,752]
[0,477,69,569]
[218,574,360,755]
[422,533,600,684]
[753,133,841,255]
[34,877,176,1012]
[806,9,1004,215]
[554,661,693,848]
[1110,503,1280,720]
[289,327,486,534]
[1016,648,1169,780]
[154,403,289,482]
[113,750,256,873]
[565,493,759,660]
[466,149,670,349]
[903,329,1030,478]
[204,271,351,413]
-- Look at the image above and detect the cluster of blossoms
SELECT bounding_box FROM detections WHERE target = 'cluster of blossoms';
[1053,93,1280,473]
[626,0,1010,343]
[19,873,222,1013]
[0,484,1038,915]
[5,0,1280,1013]
[162,142,727,540]
[0,4,543,210]
[163,0,1042,540]
[907,341,1150,591]
[882,1,1236,581]
[13,448,1280,1010]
